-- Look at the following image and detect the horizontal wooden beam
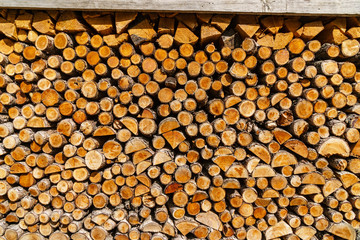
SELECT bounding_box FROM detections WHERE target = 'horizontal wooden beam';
[0,0,359,16]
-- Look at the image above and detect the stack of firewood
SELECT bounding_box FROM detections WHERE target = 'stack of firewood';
[0,9,360,240]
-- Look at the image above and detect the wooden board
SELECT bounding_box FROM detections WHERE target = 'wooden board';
[0,0,359,15]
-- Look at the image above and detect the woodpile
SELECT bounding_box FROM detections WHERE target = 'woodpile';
[0,9,360,240]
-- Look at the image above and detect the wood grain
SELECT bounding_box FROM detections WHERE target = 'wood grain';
[0,0,359,15]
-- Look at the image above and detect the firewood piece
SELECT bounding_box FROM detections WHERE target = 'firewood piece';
[138,119,157,137]
[212,155,235,172]
[153,149,173,165]
[336,171,359,188]
[210,14,233,33]
[128,19,156,46]
[288,38,305,54]
[157,34,174,50]
[318,137,350,157]
[15,12,33,30]
[158,88,174,103]
[316,60,339,76]
[323,179,342,197]
[229,62,248,79]
[23,46,40,61]
[220,29,239,49]
[265,221,293,239]
[301,172,325,185]
[200,24,221,46]
[252,164,276,178]
[294,226,316,240]
[235,15,259,38]
[248,143,271,164]
[103,33,129,47]
[125,137,148,154]
[32,12,55,35]
[196,211,223,231]
[35,35,54,54]
[139,216,161,232]
[27,117,50,128]
[0,17,17,40]
[273,32,293,50]
[0,38,14,55]
[257,34,274,47]
[85,150,105,170]
[163,130,186,149]
[327,222,356,240]
[294,100,313,119]
[83,13,113,35]
[54,32,73,50]
[119,117,138,135]
[284,139,308,158]
[346,26,360,38]
[272,128,292,144]
[237,133,252,149]
[301,21,324,40]
[115,12,137,34]
[174,23,198,45]
[19,233,44,240]
[55,12,87,32]
[158,117,180,134]
[175,217,198,235]
[261,16,283,34]
[283,17,300,33]
[341,39,360,57]
[172,190,188,208]
[347,158,360,173]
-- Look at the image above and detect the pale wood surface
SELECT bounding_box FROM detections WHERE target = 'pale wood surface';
[0,0,359,15]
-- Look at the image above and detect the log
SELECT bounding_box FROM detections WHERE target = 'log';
[200,24,221,46]
[265,221,293,239]
[83,13,113,35]
[32,12,55,35]
[115,12,137,34]
[55,12,87,32]
[0,16,17,40]
[128,19,156,46]
[327,222,356,240]
[317,137,350,157]
[235,15,259,38]
[174,23,198,45]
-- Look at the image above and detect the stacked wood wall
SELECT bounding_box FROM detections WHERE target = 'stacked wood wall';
[0,9,360,240]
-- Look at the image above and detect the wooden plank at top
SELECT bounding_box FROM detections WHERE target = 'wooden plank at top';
[0,0,359,15]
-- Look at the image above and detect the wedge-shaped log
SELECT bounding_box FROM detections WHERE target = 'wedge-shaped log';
[335,171,359,188]
[125,137,148,154]
[271,150,297,168]
[225,163,248,178]
[327,222,356,240]
[318,137,350,157]
[265,221,293,239]
[252,164,276,178]
[128,19,156,46]
[153,149,173,165]
[196,211,223,231]
[213,155,236,172]
[248,143,271,164]
[284,139,309,158]
[175,217,199,235]
[323,178,342,197]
